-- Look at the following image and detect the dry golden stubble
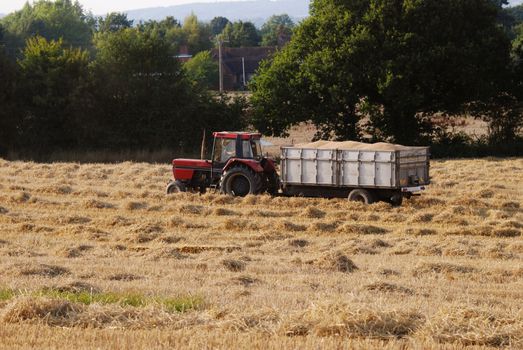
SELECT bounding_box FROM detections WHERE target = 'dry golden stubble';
[316,251,358,273]
[0,158,522,349]
[416,307,523,347]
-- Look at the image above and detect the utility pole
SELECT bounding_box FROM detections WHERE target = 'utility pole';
[216,37,229,92]
[242,57,246,88]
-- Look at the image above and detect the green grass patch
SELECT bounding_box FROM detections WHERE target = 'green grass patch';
[0,289,17,302]
[160,295,202,313]
[0,288,202,313]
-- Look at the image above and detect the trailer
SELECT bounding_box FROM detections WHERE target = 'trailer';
[279,140,430,205]
[167,132,430,206]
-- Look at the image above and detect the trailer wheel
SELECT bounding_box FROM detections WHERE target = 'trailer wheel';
[348,189,375,204]
[220,166,259,197]
[389,193,403,207]
[166,180,186,194]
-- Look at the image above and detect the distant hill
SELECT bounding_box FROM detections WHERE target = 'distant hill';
[125,0,311,27]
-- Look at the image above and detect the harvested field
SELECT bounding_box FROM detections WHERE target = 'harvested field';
[0,157,522,349]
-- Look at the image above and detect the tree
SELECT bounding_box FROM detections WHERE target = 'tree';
[0,0,93,53]
[210,16,230,36]
[260,14,294,46]
[490,0,508,6]
[499,4,523,39]
[507,4,523,24]
[16,36,90,151]
[221,21,259,47]
[0,38,18,155]
[138,17,184,52]
[90,28,186,149]
[182,13,212,54]
[513,23,523,59]
[466,21,523,146]
[97,12,133,32]
[89,28,243,151]
[250,0,512,144]
[184,50,219,89]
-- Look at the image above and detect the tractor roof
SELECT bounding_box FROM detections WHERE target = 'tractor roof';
[213,131,262,140]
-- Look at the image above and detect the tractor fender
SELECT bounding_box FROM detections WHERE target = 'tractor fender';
[223,159,264,173]
[261,158,277,173]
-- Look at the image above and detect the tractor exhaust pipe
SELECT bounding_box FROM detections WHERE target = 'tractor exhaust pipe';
[200,129,206,160]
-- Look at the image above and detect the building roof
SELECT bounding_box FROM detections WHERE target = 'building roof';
[212,46,277,76]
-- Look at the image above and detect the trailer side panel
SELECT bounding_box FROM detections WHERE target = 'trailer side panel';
[281,146,429,190]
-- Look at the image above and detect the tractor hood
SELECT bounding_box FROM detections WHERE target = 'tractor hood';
[172,159,212,168]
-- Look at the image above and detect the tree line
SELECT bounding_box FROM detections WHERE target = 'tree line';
[0,1,294,158]
[0,1,295,56]
[1,0,523,159]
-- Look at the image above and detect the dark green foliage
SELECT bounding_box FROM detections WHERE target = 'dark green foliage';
[137,15,213,55]
[0,46,18,156]
[221,21,260,47]
[260,14,294,46]
[86,28,242,152]
[0,1,521,158]
[88,28,192,150]
[513,23,523,96]
[500,4,523,39]
[429,133,523,158]
[137,14,212,55]
[251,0,513,145]
[97,12,133,32]
[506,4,523,23]
[16,36,90,151]
[182,14,212,54]
[184,50,219,89]
[514,23,523,59]
[138,17,183,53]
[210,16,230,36]
[0,0,93,54]
[0,10,245,158]
[489,0,508,7]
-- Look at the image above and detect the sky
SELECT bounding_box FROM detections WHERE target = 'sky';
[0,0,522,15]
[0,0,228,15]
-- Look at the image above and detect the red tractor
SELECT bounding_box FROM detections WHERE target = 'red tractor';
[167,131,279,196]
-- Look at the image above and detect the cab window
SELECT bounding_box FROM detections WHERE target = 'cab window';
[242,140,253,158]
[252,139,262,158]
[214,138,236,163]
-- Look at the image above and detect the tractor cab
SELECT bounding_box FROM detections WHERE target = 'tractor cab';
[167,131,279,196]
[211,132,263,167]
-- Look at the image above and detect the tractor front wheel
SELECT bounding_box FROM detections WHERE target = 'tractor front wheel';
[220,166,260,197]
[166,180,187,194]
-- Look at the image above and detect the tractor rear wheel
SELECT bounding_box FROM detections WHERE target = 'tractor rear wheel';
[348,189,375,204]
[166,180,186,194]
[220,165,260,197]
